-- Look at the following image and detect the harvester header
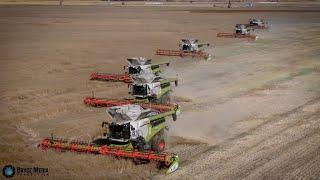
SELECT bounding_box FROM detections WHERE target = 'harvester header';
[39,137,180,174]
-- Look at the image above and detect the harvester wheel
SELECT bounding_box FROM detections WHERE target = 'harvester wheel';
[135,136,147,151]
[151,130,165,152]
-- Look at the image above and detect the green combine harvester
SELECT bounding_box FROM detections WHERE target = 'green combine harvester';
[86,57,178,106]
[90,57,170,83]
[40,103,181,174]
[96,104,180,152]
[129,74,178,104]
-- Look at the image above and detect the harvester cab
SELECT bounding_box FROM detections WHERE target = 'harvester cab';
[126,57,170,76]
[235,24,251,35]
[102,104,180,152]
[129,74,177,104]
[179,39,210,52]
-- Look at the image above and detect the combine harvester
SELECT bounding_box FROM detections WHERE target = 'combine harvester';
[85,66,178,106]
[217,24,257,40]
[40,104,181,174]
[98,104,180,152]
[248,18,269,29]
[155,39,211,60]
[90,57,170,83]
[84,76,177,106]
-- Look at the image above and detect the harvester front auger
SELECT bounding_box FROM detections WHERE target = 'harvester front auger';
[155,49,210,59]
[216,32,257,40]
[83,96,180,114]
[39,137,179,174]
[90,73,132,83]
